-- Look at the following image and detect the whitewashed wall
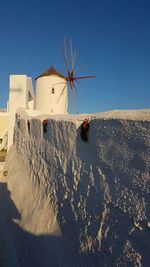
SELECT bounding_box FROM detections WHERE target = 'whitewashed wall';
[8,75,35,149]
[10,113,150,267]
[0,112,8,139]
[35,75,68,114]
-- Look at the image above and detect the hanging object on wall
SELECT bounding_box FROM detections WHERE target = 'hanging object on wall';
[42,119,48,133]
[80,119,90,142]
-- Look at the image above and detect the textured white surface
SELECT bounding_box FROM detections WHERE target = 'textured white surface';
[35,75,68,114]
[0,113,8,140]
[0,109,150,266]
[0,162,5,171]
[8,75,35,149]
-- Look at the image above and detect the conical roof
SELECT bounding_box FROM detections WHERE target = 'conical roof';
[35,66,66,80]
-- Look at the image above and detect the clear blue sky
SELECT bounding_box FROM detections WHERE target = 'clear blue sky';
[0,0,150,113]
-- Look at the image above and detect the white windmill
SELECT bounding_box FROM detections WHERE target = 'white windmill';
[35,66,68,114]
[35,38,95,114]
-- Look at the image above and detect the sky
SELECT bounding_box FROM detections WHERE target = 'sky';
[0,0,150,114]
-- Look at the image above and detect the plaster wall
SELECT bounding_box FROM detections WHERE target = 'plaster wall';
[8,75,35,149]
[26,109,50,116]
[35,75,68,114]
[0,113,8,139]
[6,111,150,266]
[28,100,34,110]
[27,77,35,110]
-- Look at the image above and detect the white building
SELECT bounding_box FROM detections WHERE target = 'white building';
[36,66,68,114]
[0,66,68,150]
[0,112,8,141]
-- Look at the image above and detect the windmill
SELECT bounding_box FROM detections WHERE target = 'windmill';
[57,38,96,112]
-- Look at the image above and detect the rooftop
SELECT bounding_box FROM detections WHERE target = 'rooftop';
[35,66,66,80]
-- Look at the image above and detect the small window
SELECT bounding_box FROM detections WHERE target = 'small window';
[52,88,55,94]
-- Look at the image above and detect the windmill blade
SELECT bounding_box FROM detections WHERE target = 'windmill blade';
[74,67,79,74]
[72,85,76,113]
[70,38,77,71]
[57,83,67,103]
[74,84,81,102]
[52,82,67,86]
[72,85,80,113]
[75,79,80,84]
[62,52,69,73]
[70,39,74,70]
[67,85,70,113]
[63,37,70,72]
[75,75,96,80]
[68,80,75,113]
[73,49,77,71]
[68,81,78,113]
[59,44,69,75]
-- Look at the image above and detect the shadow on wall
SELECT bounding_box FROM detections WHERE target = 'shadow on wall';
[0,182,78,267]
[7,117,150,266]
[53,121,110,266]
[54,119,150,267]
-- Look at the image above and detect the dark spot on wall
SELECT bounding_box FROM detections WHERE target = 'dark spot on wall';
[42,119,48,133]
[80,120,90,143]
[27,120,30,134]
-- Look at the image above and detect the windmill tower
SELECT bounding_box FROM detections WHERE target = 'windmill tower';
[35,66,68,114]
